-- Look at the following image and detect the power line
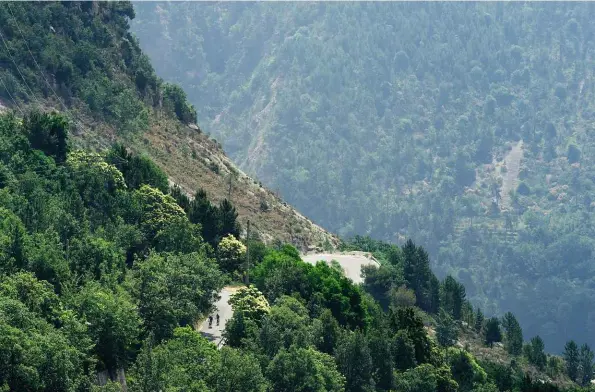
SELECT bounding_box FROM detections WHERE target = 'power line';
[0,25,38,105]
[0,73,24,116]
[3,3,89,133]
[5,3,67,113]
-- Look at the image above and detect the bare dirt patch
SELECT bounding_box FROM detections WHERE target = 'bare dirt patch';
[499,140,524,210]
[302,251,379,284]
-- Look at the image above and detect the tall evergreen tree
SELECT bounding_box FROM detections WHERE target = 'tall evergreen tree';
[313,309,340,355]
[429,275,441,314]
[580,343,594,386]
[502,312,523,356]
[218,198,240,239]
[525,336,546,370]
[461,301,475,327]
[475,308,484,333]
[485,317,502,347]
[402,240,433,312]
[188,189,219,246]
[390,307,433,365]
[564,340,580,382]
[392,330,416,371]
[368,330,394,391]
[24,111,70,164]
[436,310,458,347]
[441,275,466,320]
[169,185,191,212]
[107,143,169,192]
[335,330,375,392]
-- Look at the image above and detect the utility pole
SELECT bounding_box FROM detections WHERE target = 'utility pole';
[244,220,250,286]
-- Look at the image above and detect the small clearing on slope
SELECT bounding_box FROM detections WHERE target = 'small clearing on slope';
[499,140,524,210]
[302,251,379,284]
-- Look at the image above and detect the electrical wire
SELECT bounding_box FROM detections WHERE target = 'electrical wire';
[0,73,24,116]
[0,25,38,105]
[3,3,91,133]
[5,3,68,113]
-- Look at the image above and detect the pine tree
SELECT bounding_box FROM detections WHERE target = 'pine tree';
[368,330,394,391]
[484,317,502,347]
[188,189,218,246]
[525,336,546,370]
[390,307,433,364]
[441,275,466,320]
[392,330,416,371]
[564,340,580,382]
[580,343,594,386]
[25,111,70,164]
[169,185,190,212]
[461,301,475,327]
[436,310,458,347]
[218,198,240,239]
[429,275,441,314]
[313,309,340,355]
[475,308,484,333]
[335,330,375,392]
[502,312,523,356]
[402,240,433,312]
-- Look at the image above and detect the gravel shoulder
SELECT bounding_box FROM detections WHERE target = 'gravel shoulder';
[301,251,379,284]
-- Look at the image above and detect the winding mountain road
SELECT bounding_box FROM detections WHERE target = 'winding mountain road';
[199,252,378,347]
[199,286,239,347]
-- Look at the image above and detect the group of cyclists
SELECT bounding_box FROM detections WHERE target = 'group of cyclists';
[207,313,220,328]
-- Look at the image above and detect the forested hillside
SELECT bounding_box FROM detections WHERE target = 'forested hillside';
[132,2,595,352]
[0,1,337,251]
[1,2,595,391]
[0,110,589,391]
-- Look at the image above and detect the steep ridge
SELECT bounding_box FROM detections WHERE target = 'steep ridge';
[0,1,338,252]
[127,118,339,251]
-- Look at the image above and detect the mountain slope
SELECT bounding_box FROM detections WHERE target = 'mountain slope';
[0,1,337,252]
[129,116,339,250]
[0,111,580,391]
[0,3,591,392]
[132,2,595,352]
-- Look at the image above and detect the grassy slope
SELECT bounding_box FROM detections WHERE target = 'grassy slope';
[123,118,340,251]
[65,107,339,252]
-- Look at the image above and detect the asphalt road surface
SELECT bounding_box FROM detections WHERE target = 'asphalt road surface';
[199,286,238,347]
[301,252,379,284]
[199,253,378,348]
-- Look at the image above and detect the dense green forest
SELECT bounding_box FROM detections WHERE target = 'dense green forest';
[0,1,196,134]
[0,108,592,391]
[131,2,595,352]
